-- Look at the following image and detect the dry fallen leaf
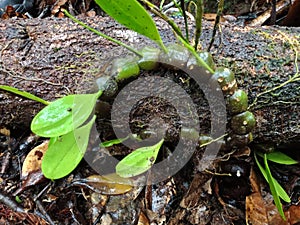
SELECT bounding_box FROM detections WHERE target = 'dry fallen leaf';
[138,211,150,225]
[12,141,49,195]
[246,168,270,225]
[0,127,10,136]
[22,140,49,179]
[286,205,300,224]
[246,167,300,225]
[0,204,49,225]
[72,173,133,195]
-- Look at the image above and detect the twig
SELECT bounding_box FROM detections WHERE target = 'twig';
[247,0,291,26]
[0,192,25,213]
[0,152,11,176]
[180,0,189,40]
[208,0,224,51]
[194,0,204,50]
[36,200,56,225]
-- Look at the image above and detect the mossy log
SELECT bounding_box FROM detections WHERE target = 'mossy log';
[0,16,299,146]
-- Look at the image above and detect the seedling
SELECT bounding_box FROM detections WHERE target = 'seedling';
[254,150,298,220]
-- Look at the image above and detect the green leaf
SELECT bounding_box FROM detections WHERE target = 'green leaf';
[264,154,286,220]
[15,196,22,203]
[266,151,298,165]
[31,91,101,137]
[100,137,128,148]
[0,85,49,105]
[116,139,164,178]
[254,153,291,203]
[42,116,96,179]
[94,0,164,47]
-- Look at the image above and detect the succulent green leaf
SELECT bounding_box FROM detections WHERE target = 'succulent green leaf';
[0,85,49,105]
[230,111,256,135]
[94,0,164,47]
[116,139,164,178]
[31,91,101,137]
[263,154,286,220]
[100,137,128,148]
[112,58,140,81]
[266,151,298,165]
[42,116,96,180]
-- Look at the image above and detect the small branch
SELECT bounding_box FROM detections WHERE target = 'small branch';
[208,0,224,51]
[194,0,203,50]
[0,192,25,213]
[180,0,189,40]
[36,200,56,225]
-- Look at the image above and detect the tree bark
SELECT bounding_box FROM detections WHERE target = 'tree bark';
[0,15,299,145]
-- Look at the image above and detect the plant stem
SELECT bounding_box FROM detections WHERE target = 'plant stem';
[179,0,189,40]
[63,10,143,58]
[208,0,224,51]
[0,85,49,105]
[96,90,103,98]
[194,0,203,50]
[140,0,187,44]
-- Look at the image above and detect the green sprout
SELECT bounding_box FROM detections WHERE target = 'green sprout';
[254,151,298,220]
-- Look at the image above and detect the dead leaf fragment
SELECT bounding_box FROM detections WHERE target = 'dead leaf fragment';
[246,168,269,225]
[72,173,133,195]
[0,127,10,136]
[138,211,150,225]
[22,141,49,179]
[0,204,49,225]
[246,167,300,225]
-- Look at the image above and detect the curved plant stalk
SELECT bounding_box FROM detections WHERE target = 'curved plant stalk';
[194,0,203,50]
[140,0,187,44]
[63,10,143,57]
[0,85,49,105]
[172,0,189,40]
[254,152,292,220]
[180,0,189,40]
[208,0,224,51]
[169,0,186,35]
[263,154,286,220]
[199,134,226,147]
[159,0,166,10]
